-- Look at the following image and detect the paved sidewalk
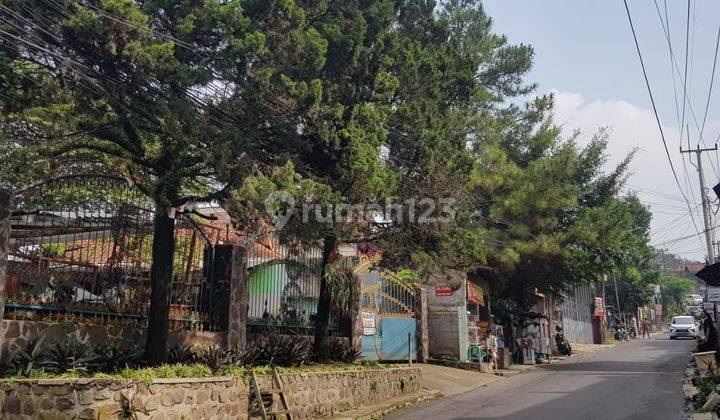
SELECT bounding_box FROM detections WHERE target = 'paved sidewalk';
[418,363,501,396]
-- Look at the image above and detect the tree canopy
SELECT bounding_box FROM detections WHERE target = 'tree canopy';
[0,0,661,359]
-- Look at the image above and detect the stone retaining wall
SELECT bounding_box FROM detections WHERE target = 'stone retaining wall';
[0,368,421,419]
[256,367,422,418]
[0,376,248,420]
[0,320,225,362]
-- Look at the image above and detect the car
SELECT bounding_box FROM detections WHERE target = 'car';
[669,315,698,340]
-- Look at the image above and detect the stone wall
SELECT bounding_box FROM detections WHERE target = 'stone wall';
[0,368,421,419]
[0,320,225,362]
[427,307,463,360]
[0,376,248,420]
[256,367,422,419]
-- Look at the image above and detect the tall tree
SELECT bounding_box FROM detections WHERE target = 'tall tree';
[0,0,285,363]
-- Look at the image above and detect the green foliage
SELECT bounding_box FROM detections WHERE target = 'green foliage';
[167,345,198,365]
[199,346,235,373]
[1,1,662,353]
[251,335,313,367]
[323,341,363,364]
[3,336,48,377]
[94,344,144,373]
[43,338,97,375]
[659,274,695,318]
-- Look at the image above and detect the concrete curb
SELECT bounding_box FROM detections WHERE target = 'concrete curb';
[332,389,440,419]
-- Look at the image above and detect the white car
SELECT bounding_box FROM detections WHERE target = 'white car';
[669,315,698,339]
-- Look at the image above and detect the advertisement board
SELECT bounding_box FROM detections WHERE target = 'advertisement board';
[467,281,485,306]
[594,297,604,317]
[707,287,720,302]
[435,285,454,297]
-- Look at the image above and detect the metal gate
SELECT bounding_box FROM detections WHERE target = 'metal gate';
[4,174,219,331]
[361,270,416,361]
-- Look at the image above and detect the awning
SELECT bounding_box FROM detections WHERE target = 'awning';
[695,263,718,286]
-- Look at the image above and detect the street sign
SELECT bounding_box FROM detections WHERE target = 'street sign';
[707,287,720,302]
[435,285,453,297]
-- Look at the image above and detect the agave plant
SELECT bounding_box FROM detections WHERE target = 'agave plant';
[324,341,363,364]
[251,335,313,367]
[94,344,144,372]
[3,335,49,377]
[167,344,198,364]
[200,346,233,372]
[44,338,97,374]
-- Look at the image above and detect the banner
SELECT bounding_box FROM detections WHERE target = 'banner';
[467,281,485,306]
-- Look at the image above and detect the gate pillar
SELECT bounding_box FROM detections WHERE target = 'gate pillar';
[414,286,429,362]
[211,245,248,349]
[350,271,363,353]
[0,188,11,341]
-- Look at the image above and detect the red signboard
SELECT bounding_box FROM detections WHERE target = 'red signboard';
[467,281,485,306]
[435,285,453,297]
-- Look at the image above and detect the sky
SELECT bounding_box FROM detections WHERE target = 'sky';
[484,0,720,262]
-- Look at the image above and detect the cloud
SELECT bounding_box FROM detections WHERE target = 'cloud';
[551,90,709,260]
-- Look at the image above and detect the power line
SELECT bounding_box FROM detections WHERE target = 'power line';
[652,0,720,178]
[623,0,704,247]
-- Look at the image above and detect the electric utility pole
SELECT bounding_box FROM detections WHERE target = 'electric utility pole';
[680,143,718,264]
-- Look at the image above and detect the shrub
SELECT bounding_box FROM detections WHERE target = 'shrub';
[167,344,197,364]
[324,341,363,364]
[199,346,233,373]
[3,336,48,377]
[44,338,97,375]
[94,344,144,372]
[252,335,312,367]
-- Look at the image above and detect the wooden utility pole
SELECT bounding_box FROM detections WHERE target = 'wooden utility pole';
[680,143,718,264]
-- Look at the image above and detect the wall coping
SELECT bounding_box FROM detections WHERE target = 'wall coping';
[0,366,420,385]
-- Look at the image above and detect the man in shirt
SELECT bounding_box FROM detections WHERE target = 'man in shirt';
[698,310,719,353]
[487,330,499,370]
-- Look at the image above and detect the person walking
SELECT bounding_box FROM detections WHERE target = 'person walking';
[487,329,499,370]
[641,318,651,338]
[698,310,719,354]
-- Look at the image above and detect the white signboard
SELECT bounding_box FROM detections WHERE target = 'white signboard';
[362,312,376,335]
[707,287,720,302]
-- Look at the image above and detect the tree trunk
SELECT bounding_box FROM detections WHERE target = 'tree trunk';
[314,234,337,362]
[145,206,176,365]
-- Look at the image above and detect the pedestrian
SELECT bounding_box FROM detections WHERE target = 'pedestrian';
[698,310,719,354]
[630,316,638,338]
[487,329,499,370]
[641,318,651,338]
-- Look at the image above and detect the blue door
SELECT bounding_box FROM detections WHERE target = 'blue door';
[361,271,416,361]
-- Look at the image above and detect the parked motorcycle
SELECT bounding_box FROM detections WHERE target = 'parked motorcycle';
[555,331,572,356]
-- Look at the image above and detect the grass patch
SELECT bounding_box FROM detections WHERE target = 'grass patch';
[2,361,394,384]
[693,378,716,411]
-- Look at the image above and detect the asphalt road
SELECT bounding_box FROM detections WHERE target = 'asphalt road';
[389,334,695,420]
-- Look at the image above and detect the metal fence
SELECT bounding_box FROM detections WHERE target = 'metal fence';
[4,175,219,331]
[244,234,343,336]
